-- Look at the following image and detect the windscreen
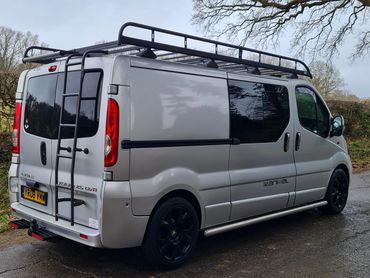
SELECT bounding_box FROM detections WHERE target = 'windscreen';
[24,70,103,139]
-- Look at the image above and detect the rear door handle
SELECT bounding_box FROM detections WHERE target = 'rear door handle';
[295,132,301,151]
[284,132,290,152]
[40,141,47,165]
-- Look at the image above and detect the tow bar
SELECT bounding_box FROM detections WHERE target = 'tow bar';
[27,220,58,241]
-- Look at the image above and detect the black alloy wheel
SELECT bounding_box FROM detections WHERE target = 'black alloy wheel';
[323,169,349,214]
[143,197,199,269]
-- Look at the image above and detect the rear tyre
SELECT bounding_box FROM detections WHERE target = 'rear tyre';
[143,197,199,269]
[322,169,349,214]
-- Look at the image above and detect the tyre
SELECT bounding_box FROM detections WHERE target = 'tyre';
[143,197,199,269]
[322,169,349,214]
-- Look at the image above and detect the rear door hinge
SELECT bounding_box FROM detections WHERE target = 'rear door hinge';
[108,84,119,95]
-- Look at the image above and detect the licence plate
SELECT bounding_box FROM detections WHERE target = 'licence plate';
[21,185,47,206]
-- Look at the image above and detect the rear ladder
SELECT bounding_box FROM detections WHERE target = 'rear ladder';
[54,50,107,225]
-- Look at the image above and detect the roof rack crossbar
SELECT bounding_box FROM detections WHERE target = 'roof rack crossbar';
[120,33,309,76]
[118,22,312,78]
[23,46,77,64]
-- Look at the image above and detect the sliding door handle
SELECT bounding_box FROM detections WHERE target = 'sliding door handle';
[295,132,301,151]
[284,132,290,152]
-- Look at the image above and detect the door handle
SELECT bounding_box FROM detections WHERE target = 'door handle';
[284,132,290,152]
[295,132,301,151]
[40,141,47,165]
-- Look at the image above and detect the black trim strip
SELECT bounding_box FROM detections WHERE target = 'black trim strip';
[121,138,240,149]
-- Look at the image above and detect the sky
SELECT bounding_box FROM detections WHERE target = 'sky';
[0,0,369,98]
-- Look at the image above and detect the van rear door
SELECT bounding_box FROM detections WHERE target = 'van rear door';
[19,65,61,215]
[19,63,105,229]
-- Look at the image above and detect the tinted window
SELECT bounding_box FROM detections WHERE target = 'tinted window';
[296,86,329,137]
[24,75,58,138]
[228,80,290,143]
[55,71,102,138]
[24,71,102,139]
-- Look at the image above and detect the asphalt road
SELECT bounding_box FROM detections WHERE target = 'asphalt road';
[1,171,370,278]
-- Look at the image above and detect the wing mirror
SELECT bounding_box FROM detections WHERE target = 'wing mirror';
[330,115,345,137]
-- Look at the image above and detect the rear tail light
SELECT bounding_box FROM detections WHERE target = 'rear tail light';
[12,102,22,154]
[104,98,119,167]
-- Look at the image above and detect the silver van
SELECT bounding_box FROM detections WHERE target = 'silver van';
[8,22,351,268]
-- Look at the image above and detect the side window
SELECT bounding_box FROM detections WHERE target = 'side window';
[295,86,329,137]
[228,80,290,143]
[316,96,330,137]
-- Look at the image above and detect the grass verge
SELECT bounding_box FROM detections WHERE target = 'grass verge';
[348,138,370,173]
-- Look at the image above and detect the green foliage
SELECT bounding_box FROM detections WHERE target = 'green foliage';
[349,139,370,161]
[0,163,9,233]
[0,133,10,232]
[0,133,11,165]
[348,138,370,171]
[0,212,10,233]
[326,100,370,139]
[0,163,9,211]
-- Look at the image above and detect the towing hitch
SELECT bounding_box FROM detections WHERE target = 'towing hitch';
[27,219,58,241]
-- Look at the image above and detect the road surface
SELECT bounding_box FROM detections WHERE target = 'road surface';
[1,171,370,277]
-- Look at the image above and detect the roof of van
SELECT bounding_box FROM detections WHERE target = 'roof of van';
[22,22,312,80]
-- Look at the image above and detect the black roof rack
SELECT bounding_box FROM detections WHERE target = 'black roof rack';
[23,22,312,78]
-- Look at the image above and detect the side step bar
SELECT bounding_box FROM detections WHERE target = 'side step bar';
[8,219,30,229]
[29,229,58,241]
[204,201,328,237]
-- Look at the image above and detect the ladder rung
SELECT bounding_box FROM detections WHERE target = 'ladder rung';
[60,123,76,127]
[57,198,85,207]
[66,62,81,67]
[56,154,72,159]
[57,198,72,202]
[55,214,71,222]
[63,93,79,97]
[55,185,71,190]
[80,97,97,101]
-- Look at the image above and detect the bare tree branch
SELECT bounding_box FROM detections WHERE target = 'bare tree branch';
[307,61,345,98]
[192,0,370,59]
[0,27,45,132]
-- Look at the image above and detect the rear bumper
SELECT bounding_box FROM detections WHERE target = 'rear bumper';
[11,180,150,249]
[11,202,102,247]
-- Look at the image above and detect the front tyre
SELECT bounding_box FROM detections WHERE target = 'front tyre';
[143,197,199,269]
[322,169,349,214]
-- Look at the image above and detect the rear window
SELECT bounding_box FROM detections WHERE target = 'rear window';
[24,70,103,139]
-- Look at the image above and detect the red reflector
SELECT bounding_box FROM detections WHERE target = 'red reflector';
[31,232,45,241]
[48,65,57,72]
[12,103,22,154]
[8,222,18,229]
[80,233,89,240]
[11,208,16,212]
[104,98,119,167]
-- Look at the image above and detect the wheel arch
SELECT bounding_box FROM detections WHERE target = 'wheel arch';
[149,189,203,227]
[334,163,350,183]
